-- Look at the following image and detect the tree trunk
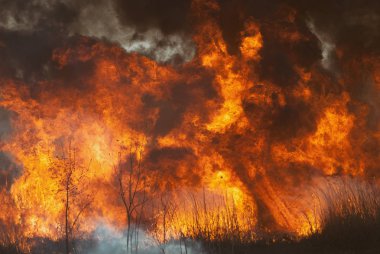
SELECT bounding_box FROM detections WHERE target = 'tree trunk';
[65,181,70,254]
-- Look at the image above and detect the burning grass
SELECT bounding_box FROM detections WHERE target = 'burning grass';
[185,177,380,254]
[1,176,380,254]
[304,177,380,252]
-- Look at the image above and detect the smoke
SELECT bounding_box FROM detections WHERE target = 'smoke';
[69,0,195,63]
[88,223,203,254]
[0,108,11,139]
[0,0,77,32]
[0,0,195,69]
[307,20,336,71]
[0,109,19,187]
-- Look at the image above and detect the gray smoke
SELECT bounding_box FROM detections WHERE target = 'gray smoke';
[68,0,195,63]
[0,0,195,64]
[0,108,11,140]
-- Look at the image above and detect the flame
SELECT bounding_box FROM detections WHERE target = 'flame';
[0,0,379,248]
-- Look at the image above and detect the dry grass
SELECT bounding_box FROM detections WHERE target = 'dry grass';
[305,177,380,251]
[2,177,380,254]
[184,177,380,254]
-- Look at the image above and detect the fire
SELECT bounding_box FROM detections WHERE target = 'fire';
[198,18,262,134]
[0,0,379,251]
[272,92,361,176]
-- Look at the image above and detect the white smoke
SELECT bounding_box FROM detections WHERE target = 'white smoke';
[307,20,336,71]
[88,222,204,254]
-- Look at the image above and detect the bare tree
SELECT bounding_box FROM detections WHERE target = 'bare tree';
[115,145,148,253]
[53,145,92,254]
[148,192,179,254]
[159,193,178,254]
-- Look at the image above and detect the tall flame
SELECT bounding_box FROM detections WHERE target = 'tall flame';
[0,0,379,247]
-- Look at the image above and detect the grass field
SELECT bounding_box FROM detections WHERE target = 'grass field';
[1,177,379,254]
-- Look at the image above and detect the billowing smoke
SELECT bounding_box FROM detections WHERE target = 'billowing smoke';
[0,0,195,65]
